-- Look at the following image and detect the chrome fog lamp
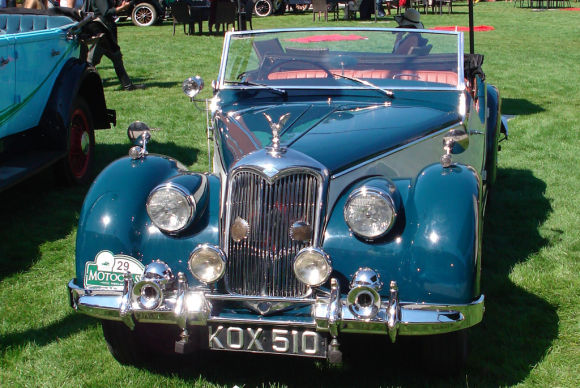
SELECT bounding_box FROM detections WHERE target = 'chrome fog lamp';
[188,245,226,284]
[293,247,332,287]
[147,184,195,233]
[344,187,397,240]
[133,261,174,310]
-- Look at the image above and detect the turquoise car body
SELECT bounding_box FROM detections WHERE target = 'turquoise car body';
[69,28,505,365]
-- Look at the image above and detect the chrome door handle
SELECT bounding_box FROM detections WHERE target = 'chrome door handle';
[0,57,10,67]
[51,49,61,57]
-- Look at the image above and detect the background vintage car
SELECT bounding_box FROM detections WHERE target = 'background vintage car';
[68,27,506,371]
[114,0,167,27]
[0,7,115,191]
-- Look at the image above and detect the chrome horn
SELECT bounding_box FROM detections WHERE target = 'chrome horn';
[133,261,175,310]
[347,268,383,319]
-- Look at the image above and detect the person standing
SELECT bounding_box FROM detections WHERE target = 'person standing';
[86,0,145,91]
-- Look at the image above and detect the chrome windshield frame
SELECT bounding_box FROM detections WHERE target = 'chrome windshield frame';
[217,27,466,92]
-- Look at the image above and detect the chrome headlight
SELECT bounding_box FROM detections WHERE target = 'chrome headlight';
[293,247,332,287]
[188,245,226,284]
[147,184,195,233]
[344,187,396,239]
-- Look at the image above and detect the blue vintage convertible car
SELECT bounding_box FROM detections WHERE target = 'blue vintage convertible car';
[0,8,114,190]
[68,27,506,369]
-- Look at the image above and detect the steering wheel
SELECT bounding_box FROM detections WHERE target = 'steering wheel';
[259,59,334,80]
[392,73,423,80]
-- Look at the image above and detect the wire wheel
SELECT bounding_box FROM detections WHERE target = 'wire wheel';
[254,0,273,17]
[132,3,158,27]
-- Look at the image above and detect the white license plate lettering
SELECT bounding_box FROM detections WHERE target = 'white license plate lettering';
[208,325,326,358]
[247,327,264,351]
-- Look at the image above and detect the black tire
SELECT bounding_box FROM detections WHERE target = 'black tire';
[132,3,158,27]
[101,320,184,365]
[101,320,145,365]
[485,87,502,190]
[421,330,468,375]
[56,96,95,186]
[254,0,273,17]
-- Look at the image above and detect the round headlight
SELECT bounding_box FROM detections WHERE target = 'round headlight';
[293,247,332,287]
[344,187,396,239]
[147,184,195,233]
[188,245,226,284]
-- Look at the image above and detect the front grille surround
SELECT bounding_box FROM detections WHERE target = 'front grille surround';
[223,166,325,298]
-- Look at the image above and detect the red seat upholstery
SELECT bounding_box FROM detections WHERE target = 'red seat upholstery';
[395,70,458,86]
[266,69,457,86]
[267,69,390,80]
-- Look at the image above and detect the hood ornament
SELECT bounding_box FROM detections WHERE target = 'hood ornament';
[263,113,291,155]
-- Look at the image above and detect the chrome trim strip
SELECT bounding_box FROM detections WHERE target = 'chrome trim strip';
[331,121,462,179]
[207,317,315,327]
[205,294,316,304]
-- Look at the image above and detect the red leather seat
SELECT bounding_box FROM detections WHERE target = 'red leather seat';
[267,69,390,80]
[395,70,458,86]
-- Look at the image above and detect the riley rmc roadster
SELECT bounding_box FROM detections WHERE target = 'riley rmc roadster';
[68,27,507,368]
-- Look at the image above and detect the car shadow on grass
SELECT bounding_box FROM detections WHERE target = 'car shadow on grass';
[135,167,557,387]
[0,314,98,352]
[502,98,544,116]
[100,77,182,90]
[0,141,199,282]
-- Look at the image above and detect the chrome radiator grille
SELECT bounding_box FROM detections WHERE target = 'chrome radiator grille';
[225,170,320,297]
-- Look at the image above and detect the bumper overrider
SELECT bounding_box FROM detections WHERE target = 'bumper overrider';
[68,268,484,359]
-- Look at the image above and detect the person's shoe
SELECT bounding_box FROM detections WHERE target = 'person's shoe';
[378,10,386,17]
[123,83,146,91]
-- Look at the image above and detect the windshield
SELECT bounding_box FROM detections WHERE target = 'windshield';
[220,28,463,91]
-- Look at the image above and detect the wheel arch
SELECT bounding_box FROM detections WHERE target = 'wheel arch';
[43,59,114,136]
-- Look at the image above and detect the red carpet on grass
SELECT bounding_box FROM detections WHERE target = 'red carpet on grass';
[286,34,368,43]
[562,8,580,11]
[432,25,495,32]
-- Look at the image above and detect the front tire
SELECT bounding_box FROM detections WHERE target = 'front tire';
[132,3,158,27]
[101,320,184,365]
[421,330,468,374]
[101,320,144,365]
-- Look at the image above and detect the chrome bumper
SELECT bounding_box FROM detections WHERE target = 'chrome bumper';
[68,277,484,342]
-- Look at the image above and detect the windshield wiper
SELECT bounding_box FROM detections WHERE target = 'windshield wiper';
[332,73,394,98]
[225,80,287,97]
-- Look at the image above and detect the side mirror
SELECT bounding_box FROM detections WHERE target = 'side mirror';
[182,76,204,99]
[127,121,151,146]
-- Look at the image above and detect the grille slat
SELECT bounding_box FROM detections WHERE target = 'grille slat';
[226,170,320,297]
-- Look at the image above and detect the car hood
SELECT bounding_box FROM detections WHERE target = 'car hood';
[217,93,462,174]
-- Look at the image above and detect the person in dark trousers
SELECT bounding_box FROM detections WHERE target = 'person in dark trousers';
[86,0,145,90]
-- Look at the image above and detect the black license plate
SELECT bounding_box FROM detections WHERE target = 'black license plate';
[208,324,327,358]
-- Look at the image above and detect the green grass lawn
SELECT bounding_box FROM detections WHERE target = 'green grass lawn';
[1,2,579,387]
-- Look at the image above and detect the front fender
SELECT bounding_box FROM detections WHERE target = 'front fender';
[42,59,114,141]
[323,163,481,304]
[75,155,221,288]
